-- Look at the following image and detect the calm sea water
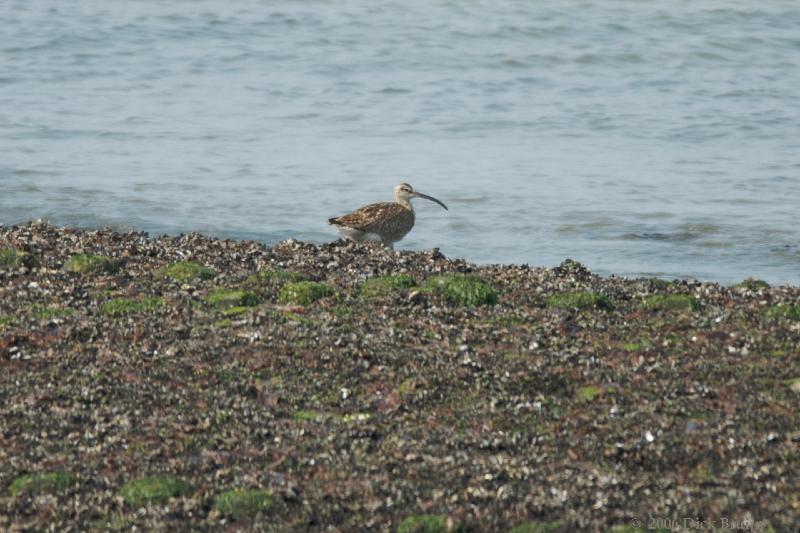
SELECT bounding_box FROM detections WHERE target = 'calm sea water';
[2,1,800,284]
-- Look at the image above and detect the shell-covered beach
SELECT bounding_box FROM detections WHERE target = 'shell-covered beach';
[1,222,798,531]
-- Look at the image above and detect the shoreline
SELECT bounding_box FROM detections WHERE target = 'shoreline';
[4,220,794,289]
[1,221,798,531]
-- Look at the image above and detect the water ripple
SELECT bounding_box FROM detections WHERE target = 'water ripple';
[2,0,799,284]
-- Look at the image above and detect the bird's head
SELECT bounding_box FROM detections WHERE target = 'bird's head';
[394,183,448,210]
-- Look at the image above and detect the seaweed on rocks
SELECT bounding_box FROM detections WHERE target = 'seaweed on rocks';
[0,222,797,531]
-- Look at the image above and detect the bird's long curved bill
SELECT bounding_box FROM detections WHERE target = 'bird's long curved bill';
[414,192,448,210]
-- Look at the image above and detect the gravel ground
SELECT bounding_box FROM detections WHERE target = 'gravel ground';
[1,221,798,532]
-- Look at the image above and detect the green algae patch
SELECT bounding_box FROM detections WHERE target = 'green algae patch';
[509,522,563,533]
[162,260,217,282]
[546,291,613,311]
[0,248,22,268]
[27,304,76,321]
[424,274,497,306]
[398,378,417,395]
[215,489,273,521]
[0,314,19,331]
[397,514,452,533]
[361,274,417,298]
[621,337,652,352]
[222,305,252,316]
[767,304,800,321]
[292,409,325,422]
[119,476,189,506]
[279,281,337,305]
[101,297,165,316]
[9,471,75,496]
[734,277,770,291]
[640,294,700,312]
[206,289,258,309]
[247,268,306,284]
[0,248,38,269]
[65,254,119,275]
[576,385,603,402]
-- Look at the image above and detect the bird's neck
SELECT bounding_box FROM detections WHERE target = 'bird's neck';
[396,196,413,211]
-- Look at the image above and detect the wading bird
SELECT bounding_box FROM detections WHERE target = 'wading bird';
[328,183,448,248]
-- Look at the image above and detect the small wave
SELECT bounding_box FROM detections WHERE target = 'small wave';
[499,58,528,68]
[691,50,733,62]
[622,232,672,241]
[447,196,488,205]
[621,222,721,242]
[557,219,614,233]
[377,87,412,94]
[12,169,57,177]
[622,232,696,242]
[17,126,111,140]
[698,240,733,249]
[680,223,720,235]
[631,211,675,220]
[4,33,105,54]
[574,53,602,65]
[572,52,644,65]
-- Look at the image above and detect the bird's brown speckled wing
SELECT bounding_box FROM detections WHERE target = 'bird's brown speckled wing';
[329,202,415,242]
[329,202,403,230]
